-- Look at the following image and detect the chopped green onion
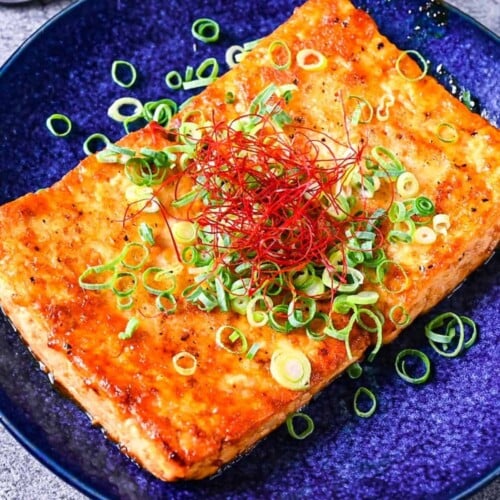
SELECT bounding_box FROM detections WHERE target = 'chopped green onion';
[246,342,261,360]
[111,60,137,88]
[83,133,111,156]
[437,122,459,143]
[165,70,183,90]
[296,48,327,71]
[172,351,197,376]
[225,45,245,68]
[116,295,134,311]
[395,349,431,384]
[191,17,220,43]
[348,95,373,124]
[182,77,217,90]
[389,304,411,327]
[46,113,72,137]
[78,263,115,290]
[172,221,197,245]
[287,296,317,328]
[270,348,311,390]
[118,317,139,340]
[111,271,138,297]
[413,196,435,216]
[215,325,248,354]
[246,295,272,327]
[156,292,177,314]
[395,49,428,81]
[120,242,149,270]
[375,260,410,293]
[107,97,144,122]
[345,291,379,306]
[432,214,451,235]
[353,387,377,418]
[425,313,477,357]
[142,267,176,295]
[225,91,235,104]
[268,40,292,70]
[347,362,363,379]
[396,172,419,198]
[138,223,155,245]
[195,57,219,80]
[413,226,436,245]
[286,413,315,440]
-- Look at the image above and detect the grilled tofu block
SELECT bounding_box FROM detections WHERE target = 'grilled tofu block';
[0,0,498,481]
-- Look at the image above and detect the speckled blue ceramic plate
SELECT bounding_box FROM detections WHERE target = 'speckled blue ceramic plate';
[0,1,498,498]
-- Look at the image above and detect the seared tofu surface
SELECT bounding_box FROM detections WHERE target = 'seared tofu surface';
[0,0,498,481]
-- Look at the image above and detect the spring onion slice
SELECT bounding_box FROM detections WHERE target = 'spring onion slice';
[182,77,217,90]
[395,349,431,384]
[142,267,176,295]
[432,214,451,235]
[246,342,261,360]
[165,70,183,90]
[347,362,363,379]
[120,242,150,270]
[389,304,411,327]
[348,95,373,124]
[437,122,459,143]
[395,49,428,82]
[111,60,137,88]
[172,221,197,244]
[191,17,220,43]
[111,271,138,297]
[353,387,377,418]
[138,223,155,245]
[216,325,248,354]
[286,413,315,440]
[268,40,291,70]
[79,263,115,290]
[396,172,419,198]
[118,317,139,340]
[225,45,245,68]
[156,292,177,314]
[247,295,272,327]
[172,351,197,376]
[83,133,111,156]
[296,48,327,71]
[108,97,144,122]
[414,226,437,245]
[270,348,311,390]
[116,295,134,311]
[424,312,476,357]
[46,113,72,137]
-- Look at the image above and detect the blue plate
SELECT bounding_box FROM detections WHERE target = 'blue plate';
[0,1,498,498]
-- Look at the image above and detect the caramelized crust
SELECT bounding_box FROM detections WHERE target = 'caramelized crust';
[0,0,498,481]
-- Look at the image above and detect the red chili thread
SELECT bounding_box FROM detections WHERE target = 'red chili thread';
[172,113,375,293]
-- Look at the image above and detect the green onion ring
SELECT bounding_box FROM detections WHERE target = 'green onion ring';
[156,292,177,314]
[215,325,248,354]
[107,97,144,122]
[165,70,183,90]
[389,304,411,327]
[395,349,431,384]
[353,387,377,418]
[270,348,311,390]
[118,317,139,340]
[395,49,428,82]
[111,60,137,88]
[172,351,197,376]
[191,17,220,43]
[46,113,72,137]
[437,122,459,143]
[268,40,292,70]
[83,133,111,156]
[286,413,315,440]
[111,271,138,297]
[347,362,363,379]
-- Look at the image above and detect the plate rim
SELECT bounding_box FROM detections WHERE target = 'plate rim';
[0,0,498,498]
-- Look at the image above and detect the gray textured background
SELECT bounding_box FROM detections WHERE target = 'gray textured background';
[0,0,498,498]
